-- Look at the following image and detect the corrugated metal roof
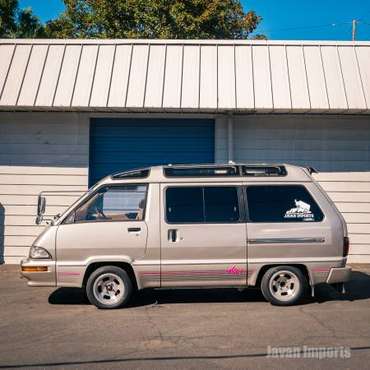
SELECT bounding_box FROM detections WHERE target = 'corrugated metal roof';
[1,39,370,113]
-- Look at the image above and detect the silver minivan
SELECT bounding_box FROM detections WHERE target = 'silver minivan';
[20,163,351,308]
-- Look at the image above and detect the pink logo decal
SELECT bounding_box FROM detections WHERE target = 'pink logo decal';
[226,265,244,275]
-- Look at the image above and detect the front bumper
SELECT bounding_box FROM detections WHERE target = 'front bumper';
[20,258,56,287]
[326,266,352,284]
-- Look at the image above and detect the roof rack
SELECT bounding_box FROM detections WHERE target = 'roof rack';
[164,165,240,177]
[111,168,150,180]
[306,166,318,174]
[242,165,287,177]
[164,164,287,178]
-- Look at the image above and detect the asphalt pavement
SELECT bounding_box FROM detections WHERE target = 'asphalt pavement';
[0,264,370,369]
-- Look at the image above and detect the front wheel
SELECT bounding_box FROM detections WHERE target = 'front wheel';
[86,266,133,309]
[261,266,307,306]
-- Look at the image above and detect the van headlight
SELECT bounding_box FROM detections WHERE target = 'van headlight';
[29,246,51,259]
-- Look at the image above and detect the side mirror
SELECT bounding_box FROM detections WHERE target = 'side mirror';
[37,195,46,215]
[36,195,46,224]
[35,215,42,225]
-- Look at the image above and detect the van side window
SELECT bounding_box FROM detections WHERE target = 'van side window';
[70,185,147,223]
[246,185,324,223]
[204,187,240,222]
[166,187,203,223]
[166,186,240,223]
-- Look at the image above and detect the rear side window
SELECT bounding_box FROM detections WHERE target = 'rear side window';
[166,186,240,223]
[246,185,324,223]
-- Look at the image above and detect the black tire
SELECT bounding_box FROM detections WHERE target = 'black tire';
[86,266,133,309]
[260,265,307,306]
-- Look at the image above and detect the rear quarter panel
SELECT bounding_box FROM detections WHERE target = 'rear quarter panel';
[247,182,345,286]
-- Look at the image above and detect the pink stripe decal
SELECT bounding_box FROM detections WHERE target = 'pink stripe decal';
[58,272,81,276]
[312,268,330,273]
[142,269,254,276]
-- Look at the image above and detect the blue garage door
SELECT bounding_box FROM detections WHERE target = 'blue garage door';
[89,118,215,186]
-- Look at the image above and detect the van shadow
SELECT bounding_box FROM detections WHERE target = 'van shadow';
[314,271,370,303]
[48,271,370,307]
[48,287,265,307]
[0,203,5,264]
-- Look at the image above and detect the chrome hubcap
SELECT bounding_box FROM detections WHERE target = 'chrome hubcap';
[93,273,125,306]
[269,270,300,302]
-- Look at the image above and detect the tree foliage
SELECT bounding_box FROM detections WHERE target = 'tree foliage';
[0,0,46,37]
[46,0,263,39]
[0,0,263,39]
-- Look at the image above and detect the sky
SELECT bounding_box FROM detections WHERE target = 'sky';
[19,0,370,41]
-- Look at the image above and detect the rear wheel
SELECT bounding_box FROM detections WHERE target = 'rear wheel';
[86,266,133,309]
[261,266,307,306]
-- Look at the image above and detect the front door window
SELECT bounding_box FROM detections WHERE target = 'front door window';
[67,185,147,223]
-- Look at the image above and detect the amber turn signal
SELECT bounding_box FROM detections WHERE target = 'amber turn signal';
[21,266,48,272]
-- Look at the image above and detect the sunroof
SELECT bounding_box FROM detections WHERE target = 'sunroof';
[164,166,240,177]
[111,169,150,179]
[242,166,287,177]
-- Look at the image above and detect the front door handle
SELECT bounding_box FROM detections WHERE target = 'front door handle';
[128,227,141,233]
[168,229,178,242]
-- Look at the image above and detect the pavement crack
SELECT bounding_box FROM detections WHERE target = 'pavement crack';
[298,307,337,339]
[144,306,164,342]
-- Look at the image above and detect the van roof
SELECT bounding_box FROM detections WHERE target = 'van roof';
[99,163,315,185]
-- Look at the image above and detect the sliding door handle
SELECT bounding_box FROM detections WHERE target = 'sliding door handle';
[168,229,178,243]
[128,227,141,233]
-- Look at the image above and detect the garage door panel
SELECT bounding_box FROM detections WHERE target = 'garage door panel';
[89,118,214,185]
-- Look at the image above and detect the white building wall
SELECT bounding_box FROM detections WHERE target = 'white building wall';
[0,112,89,263]
[216,114,370,263]
[1,112,369,264]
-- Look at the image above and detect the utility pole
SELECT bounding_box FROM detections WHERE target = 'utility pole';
[352,19,357,41]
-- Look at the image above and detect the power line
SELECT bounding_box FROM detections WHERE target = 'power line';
[352,19,357,41]
[256,19,370,40]
[257,21,351,34]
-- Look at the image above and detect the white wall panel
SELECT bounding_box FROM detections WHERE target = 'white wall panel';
[320,46,348,110]
[181,45,200,109]
[0,45,31,106]
[89,45,115,107]
[200,46,217,109]
[163,45,183,108]
[0,112,89,263]
[269,45,291,111]
[53,45,81,107]
[356,46,370,109]
[303,46,329,111]
[235,46,254,109]
[144,45,166,108]
[17,45,48,106]
[108,45,132,108]
[72,45,99,107]
[218,46,235,109]
[126,45,149,108]
[35,45,65,107]
[215,117,228,162]
[348,224,370,234]
[0,44,15,97]
[286,46,310,111]
[338,46,367,111]
[252,45,272,110]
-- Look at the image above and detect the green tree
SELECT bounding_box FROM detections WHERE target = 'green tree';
[0,0,18,36]
[252,34,267,40]
[0,0,46,37]
[46,0,263,39]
